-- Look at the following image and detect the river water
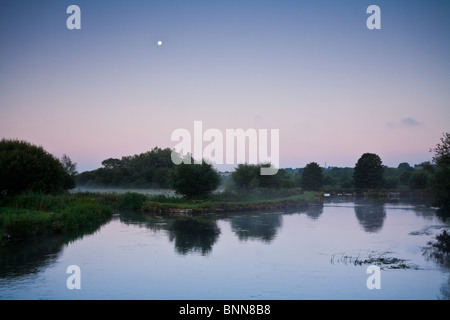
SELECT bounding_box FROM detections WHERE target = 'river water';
[0,199,449,300]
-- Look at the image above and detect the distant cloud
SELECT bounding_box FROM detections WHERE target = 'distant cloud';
[400,117,421,127]
[387,117,422,129]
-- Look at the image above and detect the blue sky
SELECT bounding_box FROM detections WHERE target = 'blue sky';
[1,0,449,172]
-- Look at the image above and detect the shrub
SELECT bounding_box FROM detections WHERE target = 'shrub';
[0,139,75,195]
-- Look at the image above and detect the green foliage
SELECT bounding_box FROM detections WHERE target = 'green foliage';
[398,162,412,170]
[118,192,148,211]
[431,166,450,219]
[408,170,429,190]
[430,133,450,219]
[431,132,450,167]
[0,139,75,195]
[231,164,260,189]
[0,194,113,242]
[231,164,295,190]
[301,162,324,191]
[76,147,174,188]
[171,158,220,198]
[353,153,384,189]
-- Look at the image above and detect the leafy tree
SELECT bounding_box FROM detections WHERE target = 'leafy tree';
[231,164,260,189]
[353,153,384,189]
[431,132,450,167]
[0,139,74,195]
[231,163,295,190]
[430,133,450,219]
[301,162,324,191]
[76,147,174,188]
[408,170,429,190]
[170,156,220,198]
[61,154,78,190]
[398,162,412,170]
[420,161,435,174]
[398,170,412,186]
[101,158,123,169]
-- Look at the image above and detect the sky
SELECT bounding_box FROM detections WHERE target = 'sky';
[0,0,449,172]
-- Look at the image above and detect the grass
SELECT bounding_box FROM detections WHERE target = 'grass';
[0,193,113,244]
[141,189,321,214]
[0,188,321,243]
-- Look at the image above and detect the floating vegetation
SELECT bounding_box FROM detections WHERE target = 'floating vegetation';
[330,250,419,270]
[409,225,448,236]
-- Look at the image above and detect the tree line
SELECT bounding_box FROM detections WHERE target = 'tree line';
[1,133,449,219]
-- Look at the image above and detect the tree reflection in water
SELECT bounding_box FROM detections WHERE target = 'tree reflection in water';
[166,219,221,256]
[422,229,450,300]
[230,213,282,243]
[354,200,386,233]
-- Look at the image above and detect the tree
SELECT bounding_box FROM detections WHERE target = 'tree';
[101,158,123,169]
[77,147,174,188]
[398,162,412,170]
[301,162,324,191]
[353,153,384,189]
[431,132,450,167]
[231,164,260,189]
[408,170,429,190]
[231,163,295,190]
[0,139,73,195]
[170,156,220,198]
[61,154,78,190]
[430,133,450,219]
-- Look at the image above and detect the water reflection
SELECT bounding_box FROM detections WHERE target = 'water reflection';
[119,212,221,256]
[305,205,323,220]
[167,219,220,256]
[0,228,107,279]
[422,230,450,300]
[230,213,282,243]
[1,201,448,299]
[354,200,386,233]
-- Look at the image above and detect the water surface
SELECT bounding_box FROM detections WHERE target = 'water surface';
[0,199,449,300]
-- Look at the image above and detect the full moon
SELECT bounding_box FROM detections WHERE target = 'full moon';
[157,41,163,46]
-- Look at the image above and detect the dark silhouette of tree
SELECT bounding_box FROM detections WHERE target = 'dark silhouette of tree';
[231,163,295,189]
[76,147,174,188]
[170,156,220,198]
[301,162,324,191]
[0,139,75,195]
[430,133,450,220]
[353,153,384,189]
[231,164,260,189]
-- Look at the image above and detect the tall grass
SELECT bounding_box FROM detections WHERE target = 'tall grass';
[0,193,113,244]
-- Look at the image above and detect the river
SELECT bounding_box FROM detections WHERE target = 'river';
[0,198,449,300]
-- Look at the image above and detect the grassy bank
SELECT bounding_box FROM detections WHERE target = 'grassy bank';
[0,189,321,244]
[138,189,322,215]
[0,193,113,244]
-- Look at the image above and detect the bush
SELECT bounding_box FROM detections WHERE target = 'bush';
[231,164,295,190]
[408,170,429,190]
[171,158,220,198]
[118,192,148,210]
[0,139,75,195]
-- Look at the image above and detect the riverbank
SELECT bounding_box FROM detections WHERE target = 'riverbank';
[0,193,113,244]
[141,191,321,215]
[0,189,321,243]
